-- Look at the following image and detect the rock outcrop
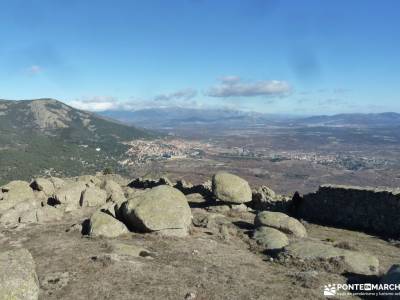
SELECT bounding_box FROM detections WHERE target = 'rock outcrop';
[212,172,252,204]
[0,248,39,300]
[280,240,379,275]
[107,241,154,258]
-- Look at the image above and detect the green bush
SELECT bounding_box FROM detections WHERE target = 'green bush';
[102,167,113,175]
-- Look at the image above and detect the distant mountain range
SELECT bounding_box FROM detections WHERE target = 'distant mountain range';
[100,107,281,129]
[292,112,400,127]
[99,107,400,129]
[0,99,153,184]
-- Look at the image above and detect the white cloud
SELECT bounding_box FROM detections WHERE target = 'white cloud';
[71,101,116,111]
[69,89,199,112]
[70,96,122,111]
[154,88,197,102]
[207,76,291,98]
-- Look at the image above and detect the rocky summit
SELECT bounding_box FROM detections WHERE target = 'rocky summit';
[0,171,399,299]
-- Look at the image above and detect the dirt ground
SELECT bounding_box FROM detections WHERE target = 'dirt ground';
[1,200,399,300]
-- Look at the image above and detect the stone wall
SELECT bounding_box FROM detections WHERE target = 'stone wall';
[297,184,400,238]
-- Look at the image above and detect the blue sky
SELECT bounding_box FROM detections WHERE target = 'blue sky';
[0,0,399,114]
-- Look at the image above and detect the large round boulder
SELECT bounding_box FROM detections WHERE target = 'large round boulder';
[0,248,39,300]
[121,185,192,237]
[255,211,307,238]
[253,226,289,250]
[89,211,129,238]
[212,172,252,204]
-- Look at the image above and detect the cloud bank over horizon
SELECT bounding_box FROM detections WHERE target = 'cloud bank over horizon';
[207,77,291,98]
[69,76,294,112]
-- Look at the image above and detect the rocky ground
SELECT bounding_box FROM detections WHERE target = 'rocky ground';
[0,172,399,299]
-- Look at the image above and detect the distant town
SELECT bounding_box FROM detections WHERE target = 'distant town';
[117,138,395,172]
[119,139,209,166]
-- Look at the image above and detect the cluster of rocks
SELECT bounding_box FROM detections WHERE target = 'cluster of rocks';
[252,210,380,276]
[85,178,194,238]
[252,211,306,250]
[0,180,63,226]
[1,171,400,299]
[0,171,252,238]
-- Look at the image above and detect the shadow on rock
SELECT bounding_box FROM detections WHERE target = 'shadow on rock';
[232,220,255,231]
[81,219,91,235]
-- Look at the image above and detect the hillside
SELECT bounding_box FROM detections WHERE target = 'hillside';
[0,99,154,184]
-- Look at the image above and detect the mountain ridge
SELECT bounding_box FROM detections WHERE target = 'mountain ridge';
[0,98,155,184]
[99,107,400,129]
